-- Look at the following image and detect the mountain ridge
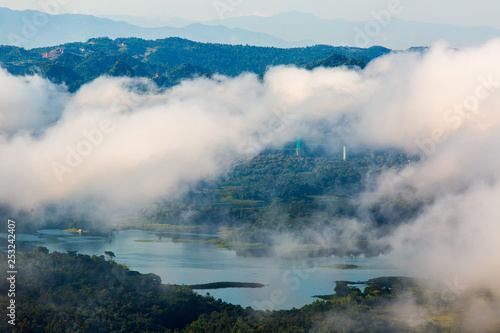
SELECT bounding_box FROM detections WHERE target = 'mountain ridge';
[0,36,391,92]
[0,7,312,49]
[202,11,500,49]
[3,8,500,50]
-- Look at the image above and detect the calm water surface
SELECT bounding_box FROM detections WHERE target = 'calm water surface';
[1,229,402,309]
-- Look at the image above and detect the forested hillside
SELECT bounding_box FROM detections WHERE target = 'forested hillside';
[132,150,422,256]
[0,249,463,332]
[0,36,414,252]
[0,37,390,91]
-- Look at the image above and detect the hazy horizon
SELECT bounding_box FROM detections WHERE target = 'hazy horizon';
[2,0,500,30]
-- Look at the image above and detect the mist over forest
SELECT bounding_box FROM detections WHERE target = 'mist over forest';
[1,9,500,331]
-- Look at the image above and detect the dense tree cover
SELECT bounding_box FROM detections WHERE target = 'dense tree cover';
[218,150,412,200]
[305,53,366,70]
[0,37,391,92]
[1,249,466,332]
[138,150,422,250]
[145,150,413,210]
[0,249,234,332]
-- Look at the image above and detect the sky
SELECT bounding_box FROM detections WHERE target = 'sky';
[1,0,500,29]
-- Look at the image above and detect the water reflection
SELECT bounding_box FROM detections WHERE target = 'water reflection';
[1,229,401,309]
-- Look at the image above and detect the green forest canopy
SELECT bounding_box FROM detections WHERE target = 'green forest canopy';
[0,37,391,91]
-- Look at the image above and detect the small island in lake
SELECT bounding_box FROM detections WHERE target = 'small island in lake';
[188,282,266,290]
[320,263,361,270]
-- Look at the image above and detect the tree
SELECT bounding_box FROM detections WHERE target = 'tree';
[108,60,135,77]
[104,251,116,259]
[334,281,351,297]
[34,246,49,255]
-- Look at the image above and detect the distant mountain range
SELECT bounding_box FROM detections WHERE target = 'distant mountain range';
[202,11,500,49]
[0,7,312,49]
[1,7,499,50]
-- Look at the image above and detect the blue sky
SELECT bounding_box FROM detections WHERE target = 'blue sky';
[1,0,499,29]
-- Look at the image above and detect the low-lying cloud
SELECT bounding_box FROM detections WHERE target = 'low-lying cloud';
[2,40,500,322]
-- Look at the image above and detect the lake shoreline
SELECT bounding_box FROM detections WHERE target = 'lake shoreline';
[2,228,403,309]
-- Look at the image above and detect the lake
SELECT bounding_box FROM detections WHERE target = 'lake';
[1,229,402,310]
